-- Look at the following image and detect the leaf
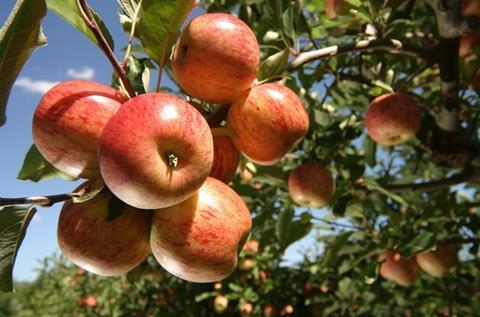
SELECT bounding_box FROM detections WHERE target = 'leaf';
[257,47,290,81]
[138,0,195,66]
[363,177,407,206]
[398,232,436,257]
[17,144,76,182]
[46,0,114,49]
[117,0,139,18]
[275,209,312,249]
[363,135,376,167]
[0,0,47,127]
[0,206,36,292]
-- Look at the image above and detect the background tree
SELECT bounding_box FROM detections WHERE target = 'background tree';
[1,0,480,316]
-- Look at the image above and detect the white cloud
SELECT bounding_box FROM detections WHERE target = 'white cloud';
[67,67,95,80]
[14,77,59,94]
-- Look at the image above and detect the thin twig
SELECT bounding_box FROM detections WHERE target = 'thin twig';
[0,193,73,208]
[76,0,136,98]
[122,0,142,68]
[311,216,364,231]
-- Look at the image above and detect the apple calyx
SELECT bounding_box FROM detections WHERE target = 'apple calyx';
[166,153,179,168]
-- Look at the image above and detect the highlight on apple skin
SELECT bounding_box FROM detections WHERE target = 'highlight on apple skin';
[172,13,260,104]
[209,135,240,184]
[32,80,128,179]
[288,162,335,208]
[98,93,213,210]
[365,92,422,146]
[379,252,420,287]
[150,177,252,283]
[227,83,310,165]
[415,243,459,278]
[57,182,151,277]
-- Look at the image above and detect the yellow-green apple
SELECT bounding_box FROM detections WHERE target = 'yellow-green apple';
[172,13,260,104]
[227,83,309,165]
[214,295,229,314]
[415,244,459,278]
[240,302,253,316]
[365,92,421,146]
[150,177,252,282]
[379,252,420,287]
[99,93,213,210]
[32,80,128,179]
[210,135,240,183]
[57,182,151,276]
[325,0,347,19]
[238,258,255,271]
[288,162,335,208]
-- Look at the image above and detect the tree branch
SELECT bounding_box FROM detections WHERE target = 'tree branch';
[0,193,73,208]
[76,0,136,98]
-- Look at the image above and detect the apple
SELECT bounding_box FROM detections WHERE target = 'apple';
[150,177,252,283]
[98,92,213,210]
[459,33,480,58]
[32,80,128,179]
[227,83,310,165]
[365,92,422,146]
[172,13,260,104]
[238,258,255,271]
[325,0,347,19]
[379,252,420,287]
[288,162,335,208]
[415,244,459,278]
[281,304,294,315]
[241,239,259,255]
[240,302,253,316]
[263,305,277,317]
[78,295,97,308]
[214,295,229,314]
[463,0,480,17]
[210,135,240,183]
[57,182,151,276]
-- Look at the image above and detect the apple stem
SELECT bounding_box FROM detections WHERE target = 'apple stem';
[0,193,73,207]
[76,0,137,98]
[122,0,143,69]
[166,153,179,168]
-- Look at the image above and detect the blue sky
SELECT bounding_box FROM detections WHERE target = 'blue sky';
[0,1,320,282]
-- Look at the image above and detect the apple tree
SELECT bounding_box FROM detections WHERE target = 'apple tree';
[1,0,480,316]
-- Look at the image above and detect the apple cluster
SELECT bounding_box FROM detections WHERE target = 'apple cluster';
[31,13,317,283]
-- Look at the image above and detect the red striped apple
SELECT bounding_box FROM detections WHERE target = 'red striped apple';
[210,135,240,184]
[227,83,309,165]
[288,162,335,208]
[379,252,419,287]
[150,177,252,283]
[33,80,127,178]
[172,13,260,104]
[99,93,213,210]
[365,92,421,146]
[57,182,151,276]
[415,244,459,278]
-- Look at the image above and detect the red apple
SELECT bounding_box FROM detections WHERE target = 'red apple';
[263,305,277,317]
[172,13,260,104]
[463,0,480,17]
[150,177,252,282]
[365,92,422,146]
[57,182,151,276]
[415,244,459,278]
[459,33,480,58]
[288,162,335,208]
[214,295,229,314]
[240,302,253,316]
[210,135,240,183]
[32,80,127,178]
[99,93,213,210]
[241,239,259,255]
[227,83,309,165]
[325,0,347,19]
[78,295,97,308]
[379,252,420,287]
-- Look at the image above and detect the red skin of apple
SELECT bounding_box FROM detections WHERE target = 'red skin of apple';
[459,33,480,58]
[227,83,310,165]
[78,295,97,308]
[379,252,420,287]
[462,0,480,17]
[32,80,127,179]
[365,92,421,146]
[210,135,240,183]
[99,93,213,210]
[415,244,459,278]
[288,162,335,208]
[57,182,151,277]
[150,177,252,283]
[172,13,259,104]
[325,0,347,19]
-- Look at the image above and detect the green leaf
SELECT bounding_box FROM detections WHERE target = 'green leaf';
[138,0,195,66]
[0,206,36,292]
[257,48,290,81]
[275,209,312,249]
[398,232,436,257]
[113,56,155,94]
[46,0,114,49]
[17,144,75,182]
[117,0,139,18]
[0,0,47,127]
[363,135,376,167]
[363,177,407,206]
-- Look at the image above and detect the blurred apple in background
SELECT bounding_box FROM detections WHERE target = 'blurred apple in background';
[227,83,309,165]
[33,80,127,179]
[150,177,252,282]
[288,162,335,208]
[365,92,421,146]
[99,93,213,210]
[379,252,420,287]
[172,13,259,104]
[213,295,229,314]
[57,182,151,276]
[415,244,459,278]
